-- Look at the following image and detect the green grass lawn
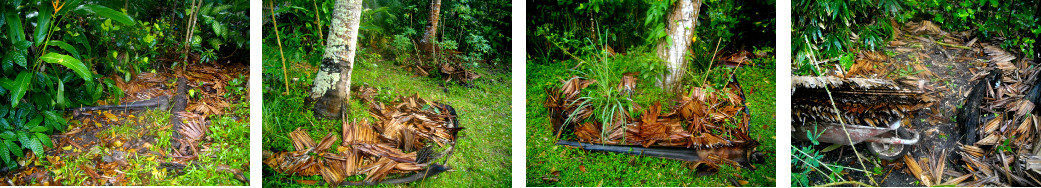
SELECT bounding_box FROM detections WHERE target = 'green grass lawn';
[261,45,512,187]
[525,58,776,187]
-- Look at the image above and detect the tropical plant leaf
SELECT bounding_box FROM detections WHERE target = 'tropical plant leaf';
[75,5,135,25]
[15,132,41,157]
[26,115,43,130]
[4,10,24,40]
[0,143,9,166]
[35,133,52,148]
[55,79,66,108]
[28,125,47,133]
[24,135,43,157]
[0,131,13,140]
[48,40,81,60]
[34,7,52,44]
[6,72,32,108]
[4,140,21,159]
[3,40,31,68]
[40,53,93,81]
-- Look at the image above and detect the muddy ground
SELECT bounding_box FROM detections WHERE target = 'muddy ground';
[794,23,1006,186]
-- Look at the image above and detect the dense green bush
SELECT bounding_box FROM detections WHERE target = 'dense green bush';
[187,1,250,63]
[904,0,1039,58]
[792,0,902,75]
[265,0,511,71]
[529,0,774,65]
[0,0,136,169]
[793,0,1040,76]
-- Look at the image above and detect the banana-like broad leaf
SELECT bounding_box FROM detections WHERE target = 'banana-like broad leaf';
[35,133,52,148]
[34,7,52,45]
[4,140,21,159]
[48,40,81,60]
[75,5,134,25]
[7,72,31,108]
[40,53,93,81]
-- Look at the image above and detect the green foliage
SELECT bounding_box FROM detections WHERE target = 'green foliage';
[902,0,1040,58]
[792,0,903,76]
[265,0,510,70]
[188,1,249,63]
[0,0,138,169]
[791,125,846,186]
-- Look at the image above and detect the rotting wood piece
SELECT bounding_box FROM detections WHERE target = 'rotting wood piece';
[69,96,171,116]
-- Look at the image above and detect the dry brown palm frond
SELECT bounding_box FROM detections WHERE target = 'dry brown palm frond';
[289,128,315,152]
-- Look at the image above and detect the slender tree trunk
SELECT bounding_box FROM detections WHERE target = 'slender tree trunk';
[656,0,701,93]
[418,0,442,53]
[308,0,363,119]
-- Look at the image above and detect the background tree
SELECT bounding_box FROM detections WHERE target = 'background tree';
[656,0,701,92]
[308,0,364,119]
[418,0,442,53]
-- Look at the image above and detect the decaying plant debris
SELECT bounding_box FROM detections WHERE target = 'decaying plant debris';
[955,42,1041,186]
[544,74,763,172]
[791,76,936,128]
[264,86,463,185]
[0,62,250,185]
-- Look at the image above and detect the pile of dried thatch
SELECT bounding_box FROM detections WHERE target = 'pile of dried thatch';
[791,75,936,127]
[264,88,462,185]
[545,74,757,151]
[954,44,1041,186]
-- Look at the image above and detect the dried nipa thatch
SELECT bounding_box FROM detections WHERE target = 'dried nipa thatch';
[264,90,462,186]
[546,74,764,172]
[791,75,936,127]
[956,44,1041,186]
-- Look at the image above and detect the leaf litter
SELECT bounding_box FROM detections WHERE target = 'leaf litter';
[264,86,463,185]
[545,73,765,175]
[0,62,249,185]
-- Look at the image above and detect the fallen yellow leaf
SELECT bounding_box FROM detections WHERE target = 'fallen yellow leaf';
[103,111,118,122]
[62,146,72,150]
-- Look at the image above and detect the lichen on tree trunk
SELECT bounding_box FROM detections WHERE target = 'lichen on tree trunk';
[308,0,363,119]
[656,0,701,93]
[418,0,442,53]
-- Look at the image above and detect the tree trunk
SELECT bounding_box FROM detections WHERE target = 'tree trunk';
[418,0,442,53]
[656,0,701,93]
[308,0,363,119]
